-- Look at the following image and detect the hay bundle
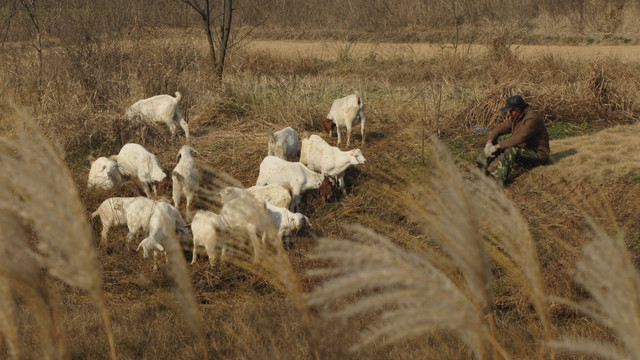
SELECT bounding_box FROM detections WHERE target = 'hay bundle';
[450,83,528,135]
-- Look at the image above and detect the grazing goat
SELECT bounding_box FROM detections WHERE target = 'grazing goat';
[125,91,189,141]
[247,184,293,209]
[87,156,123,190]
[128,198,191,271]
[91,197,137,246]
[255,155,332,212]
[190,210,226,265]
[326,93,366,147]
[321,118,337,136]
[267,126,299,161]
[219,188,277,261]
[126,197,189,243]
[300,134,366,194]
[172,145,199,221]
[265,203,311,247]
[110,143,167,198]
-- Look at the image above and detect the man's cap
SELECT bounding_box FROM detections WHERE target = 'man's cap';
[500,95,528,113]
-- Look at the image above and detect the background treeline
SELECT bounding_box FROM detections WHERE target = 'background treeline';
[2,0,640,45]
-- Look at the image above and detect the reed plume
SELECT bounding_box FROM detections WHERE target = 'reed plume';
[467,166,553,357]
[198,169,320,360]
[0,104,115,359]
[548,218,640,359]
[306,137,511,359]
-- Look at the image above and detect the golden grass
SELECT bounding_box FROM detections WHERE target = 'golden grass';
[543,122,640,183]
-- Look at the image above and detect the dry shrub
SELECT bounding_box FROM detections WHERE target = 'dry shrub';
[450,82,526,136]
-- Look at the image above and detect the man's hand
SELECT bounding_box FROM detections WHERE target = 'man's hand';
[487,145,499,157]
[484,142,494,157]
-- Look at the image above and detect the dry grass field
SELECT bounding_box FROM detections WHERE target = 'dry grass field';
[2,1,640,359]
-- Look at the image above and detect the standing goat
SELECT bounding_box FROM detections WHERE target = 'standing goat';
[125,91,189,142]
[300,133,366,195]
[172,145,199,221]
[326,93,366,147]
[267,126,299,161]
[190,210,227,265]
[110,143,167,198]
[91,197,137,246]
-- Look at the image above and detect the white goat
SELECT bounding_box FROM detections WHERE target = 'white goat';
[265,203,311,247]
[172,145,199,221]
[326,93,366,147]
[125,91,189,141]
[129,198,192,271]
[87,157,123,190]
[219,188,277,261]
[247,184,293,209]
[255,155,332,212]
[110,143,167,198]
[126,197,189,244]
[300,134,366,194]
[267,126,299,161]
[91,197,137,246]
[190,210,226,265]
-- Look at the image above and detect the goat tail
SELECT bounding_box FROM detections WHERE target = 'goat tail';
[91,209,100,219]
[108,154,118,162]
[174,91,182,103]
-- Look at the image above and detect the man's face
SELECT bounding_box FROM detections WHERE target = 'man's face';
[509,109,521,120]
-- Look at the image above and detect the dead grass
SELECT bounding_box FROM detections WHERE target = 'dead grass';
[3,19,640,359]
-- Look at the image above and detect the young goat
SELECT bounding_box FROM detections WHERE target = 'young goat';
[172,145,199,221]
[110,143,167,198]
[190,210,226,265]
[87,156,123,190]
[300,133,366,195]
[125,91,189,141]
[267,126,299,161]
[129,198,191,271]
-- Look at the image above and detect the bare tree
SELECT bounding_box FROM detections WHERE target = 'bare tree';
[179,0,233,81]
[17,0,60,81]
[0,0,18,47]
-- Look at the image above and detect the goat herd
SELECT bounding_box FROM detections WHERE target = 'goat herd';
[87,92,367,270]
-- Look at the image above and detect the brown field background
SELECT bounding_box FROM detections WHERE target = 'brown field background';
[2,1,640,359]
